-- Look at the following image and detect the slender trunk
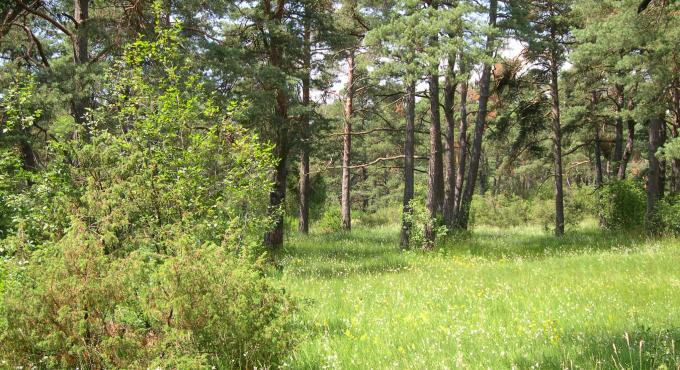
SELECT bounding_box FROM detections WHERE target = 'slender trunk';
[453,62,469,222]
[264,130,288,249]
[72,0,90,125]
[425,69,444,247]
[341,50,355,231]
[443,56,457,227]
[298,25,311,234]
[457,0,496,230]
[659,123,667,199]
[549,57,565,236]
[594,124,604,188]
[617,117,635,179]
[672,125,680,195]
[592,92,603,188]
[264,0,288,249]
[613,84,624,177]
[672,86,680,194]
[646,115,664,231]
[401,81,416,248]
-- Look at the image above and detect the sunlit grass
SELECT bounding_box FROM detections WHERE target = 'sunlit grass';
[276,220,680,369]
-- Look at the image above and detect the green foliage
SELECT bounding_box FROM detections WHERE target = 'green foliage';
[597,179,646,230]
[657,195,680,235]
[403,199,447,249]
[470,187,597,229]
[1,222,297,368]
[315,205,343,234]
[1,19,298,369]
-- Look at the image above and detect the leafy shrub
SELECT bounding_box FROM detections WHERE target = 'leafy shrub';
[470,187,597,230]
[1,222,297,368]
[315,205,343,233]
[403,199,447,249]
[0,19,298,368]
[658,195,680,235]
[597,179,646,230]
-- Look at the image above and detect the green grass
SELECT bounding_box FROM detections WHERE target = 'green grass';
[276,221,680,369]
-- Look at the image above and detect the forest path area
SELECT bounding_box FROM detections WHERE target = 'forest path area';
[277,223,680,369]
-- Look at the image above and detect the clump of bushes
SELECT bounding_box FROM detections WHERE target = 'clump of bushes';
[597,179,646,230]
[0,21,297,368]
[1,223,297,368]
[470,186,598,229]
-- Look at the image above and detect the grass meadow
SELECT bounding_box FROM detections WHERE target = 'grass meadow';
[276,220,680,369]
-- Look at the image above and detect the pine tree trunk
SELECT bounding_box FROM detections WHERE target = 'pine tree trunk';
[425,69,444,247]
[264,0,289,249]
[617,117,635,180]
[453,61,469,224]
[646,115,664,230]
[613,84,625,177]
[457,0,496,230]
[550,57,565,236]
[671,86,680,194]
[594,123,604,188]
[265,128,288,248]
[71,0,90,126]
[401,81,416,248]
[443,57,457,228]
[298,25,311,234]
[341,51,355,231]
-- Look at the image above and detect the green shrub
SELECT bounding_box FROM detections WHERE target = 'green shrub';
[315,205,343,233]
[0,222,297,368]
[658,195,680,235]
[403,199,447,249]
[0,20,298,369]
[597,179,646,230]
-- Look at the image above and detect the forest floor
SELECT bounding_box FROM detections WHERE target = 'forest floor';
[276,220,680,369]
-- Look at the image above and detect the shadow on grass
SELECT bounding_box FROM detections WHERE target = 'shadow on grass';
[442,226,649,260]
[511,326,680,369]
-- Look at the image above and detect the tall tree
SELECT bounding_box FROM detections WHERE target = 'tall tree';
[512,0,573,235]
[456,0,498,230]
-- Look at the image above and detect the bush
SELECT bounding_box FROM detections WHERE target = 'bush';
[470,187,597,230]
[315,205,343,233]
[403,199,447,249]
[0,21,298,368]
[658,195,680,235]
[0,223,297,368]
[597,179,646,230]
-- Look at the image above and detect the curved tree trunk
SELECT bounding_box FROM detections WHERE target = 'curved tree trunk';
[457,0,496,231]
[401,81,416,248]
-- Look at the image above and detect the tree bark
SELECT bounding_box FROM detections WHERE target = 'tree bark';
[594,123,604,188]
[401,81,416,248]
[672,86,680,194]
[592,92,604,188]
[425,68,444,247]
[456,0,496,230]
[443,56,457,227]
[298,23,311,234]
[646,115,664,231]
[549,55,565,236]
[453,61,469,223]
[71,0,90,125]
[264,0,288,249]
[613,84,624,177]
[617,116,635,179]
[341,50,355,231]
